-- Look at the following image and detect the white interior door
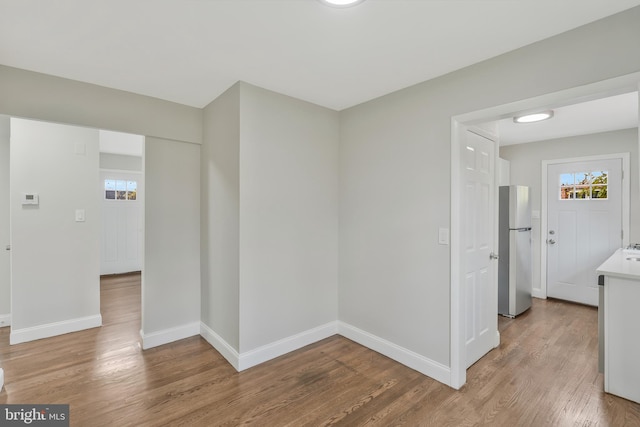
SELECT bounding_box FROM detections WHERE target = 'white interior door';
[547,158,622,306]
[100,171,143,275]
[464,130,498,368]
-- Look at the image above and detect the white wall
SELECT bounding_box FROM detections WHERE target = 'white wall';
[10,118,101,343]
[201,82,339,367]
[339,85,452,366]
[498,158,510,187]
[99,153,143,172]
[0,65,202,145]
[99,130,144,157]
[339,6,640,372]
[201,83,241,351]
[0,116,10,325]
[142,137,201,348]
[500,128,640,294]
[238,83,339,353]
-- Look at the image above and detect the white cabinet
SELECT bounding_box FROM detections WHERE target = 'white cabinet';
[597,250,640,404]
[603,275,640,404]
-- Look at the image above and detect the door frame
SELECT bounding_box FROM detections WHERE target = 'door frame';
[450,71,640,390]
[540,153,630,300]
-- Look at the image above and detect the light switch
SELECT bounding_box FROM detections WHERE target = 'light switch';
[75,209,85,222]
[438,227,450,245]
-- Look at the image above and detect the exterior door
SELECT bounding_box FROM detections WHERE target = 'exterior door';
[547,158,622,306]
[464,130,498,368]
[100,170,143,275]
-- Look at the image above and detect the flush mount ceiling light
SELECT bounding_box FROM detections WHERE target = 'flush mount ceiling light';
[513,110,554,124]
[319,0,366,7]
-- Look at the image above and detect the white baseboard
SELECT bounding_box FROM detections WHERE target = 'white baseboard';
[0,313,11,328]
[338,321,451,387]
[198,320,450,387]
[200,321,338,372]
[10,314,102,345]
[532,290,546,299]
[199,323,240,371]
[140,322,200,350]
[238,322,338,371]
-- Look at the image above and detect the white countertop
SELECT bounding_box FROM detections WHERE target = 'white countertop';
[597,249,640,280]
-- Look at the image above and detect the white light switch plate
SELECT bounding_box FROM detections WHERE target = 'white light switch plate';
[438,227,450,245]
[75,209,85,222]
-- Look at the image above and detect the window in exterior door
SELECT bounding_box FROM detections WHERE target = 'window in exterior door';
[104,179,137,201]
[559,171,608,200]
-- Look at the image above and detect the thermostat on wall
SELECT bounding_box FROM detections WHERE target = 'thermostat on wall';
[22,193,39,205]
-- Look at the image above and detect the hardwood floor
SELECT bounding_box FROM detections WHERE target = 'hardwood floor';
[1,274,639,426]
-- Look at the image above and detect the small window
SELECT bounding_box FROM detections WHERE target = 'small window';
[105,179,137,201]
[105,179,116,200]
[559,171,607,200]
[127,181,137,200]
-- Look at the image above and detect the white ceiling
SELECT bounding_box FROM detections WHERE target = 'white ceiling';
[496,92,639,146]
[1,1,640,111]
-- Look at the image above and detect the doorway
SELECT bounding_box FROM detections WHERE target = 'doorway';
[451,73,640,389]
[6,118,145,344]
[99,130,145,276]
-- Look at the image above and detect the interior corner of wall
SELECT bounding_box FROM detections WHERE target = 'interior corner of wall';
[199,321,241,371]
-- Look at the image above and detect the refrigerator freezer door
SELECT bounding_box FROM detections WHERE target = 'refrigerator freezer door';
[509,185,531,229]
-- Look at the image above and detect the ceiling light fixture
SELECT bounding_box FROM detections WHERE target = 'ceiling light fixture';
[320,0,366,7]
[513,110,554,124]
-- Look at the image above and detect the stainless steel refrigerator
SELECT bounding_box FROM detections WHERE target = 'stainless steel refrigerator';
[498,185,532,317]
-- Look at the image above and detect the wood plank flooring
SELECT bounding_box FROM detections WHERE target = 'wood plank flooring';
[1,273,639,426]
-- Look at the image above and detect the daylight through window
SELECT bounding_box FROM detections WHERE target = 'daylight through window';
[105,180,137,201]
[559,171,607,200]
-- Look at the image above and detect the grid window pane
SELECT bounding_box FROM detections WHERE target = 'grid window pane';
[559,170,607,201]
[105,179,138,201]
